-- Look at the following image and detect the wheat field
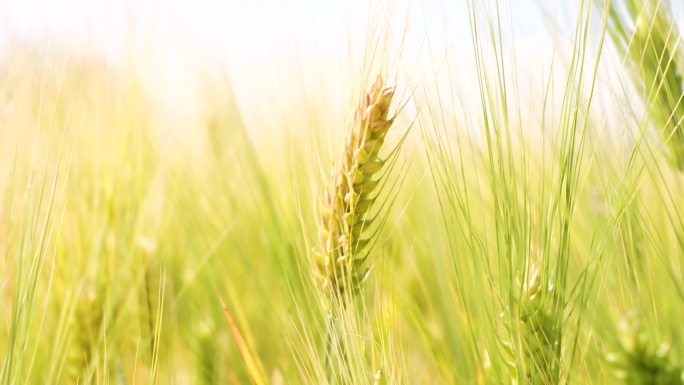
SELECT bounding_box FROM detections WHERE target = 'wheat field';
[1,0,684,384]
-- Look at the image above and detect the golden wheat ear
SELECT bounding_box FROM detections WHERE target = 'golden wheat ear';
[316,76,398,303]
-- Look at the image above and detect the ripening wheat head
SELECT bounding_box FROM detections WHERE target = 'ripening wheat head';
[315,76,395,302]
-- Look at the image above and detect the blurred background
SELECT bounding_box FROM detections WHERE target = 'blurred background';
[2,1,684,384]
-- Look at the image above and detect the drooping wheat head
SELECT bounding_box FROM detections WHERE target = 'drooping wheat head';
[315,76,396,303]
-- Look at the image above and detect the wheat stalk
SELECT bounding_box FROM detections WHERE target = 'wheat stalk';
[315,75,396,302]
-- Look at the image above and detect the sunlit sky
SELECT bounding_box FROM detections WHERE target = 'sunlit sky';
[3,0,683,79]
[2,0,680,138]
[1,0,551,63]
[1,2,546,92]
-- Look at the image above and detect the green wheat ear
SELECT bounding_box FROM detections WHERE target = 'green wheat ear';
[502,262,560,385]
[195,318,219,385]
[607,313,684,385]
[66,286,104,383]
[609,0,684,169]
[633,4,684,170]
[315,75,396,303]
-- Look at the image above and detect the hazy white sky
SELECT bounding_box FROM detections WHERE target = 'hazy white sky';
[2,0,681,74]
[0,0,551,63]
[0,0,578,134]
[5,0,678,137]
